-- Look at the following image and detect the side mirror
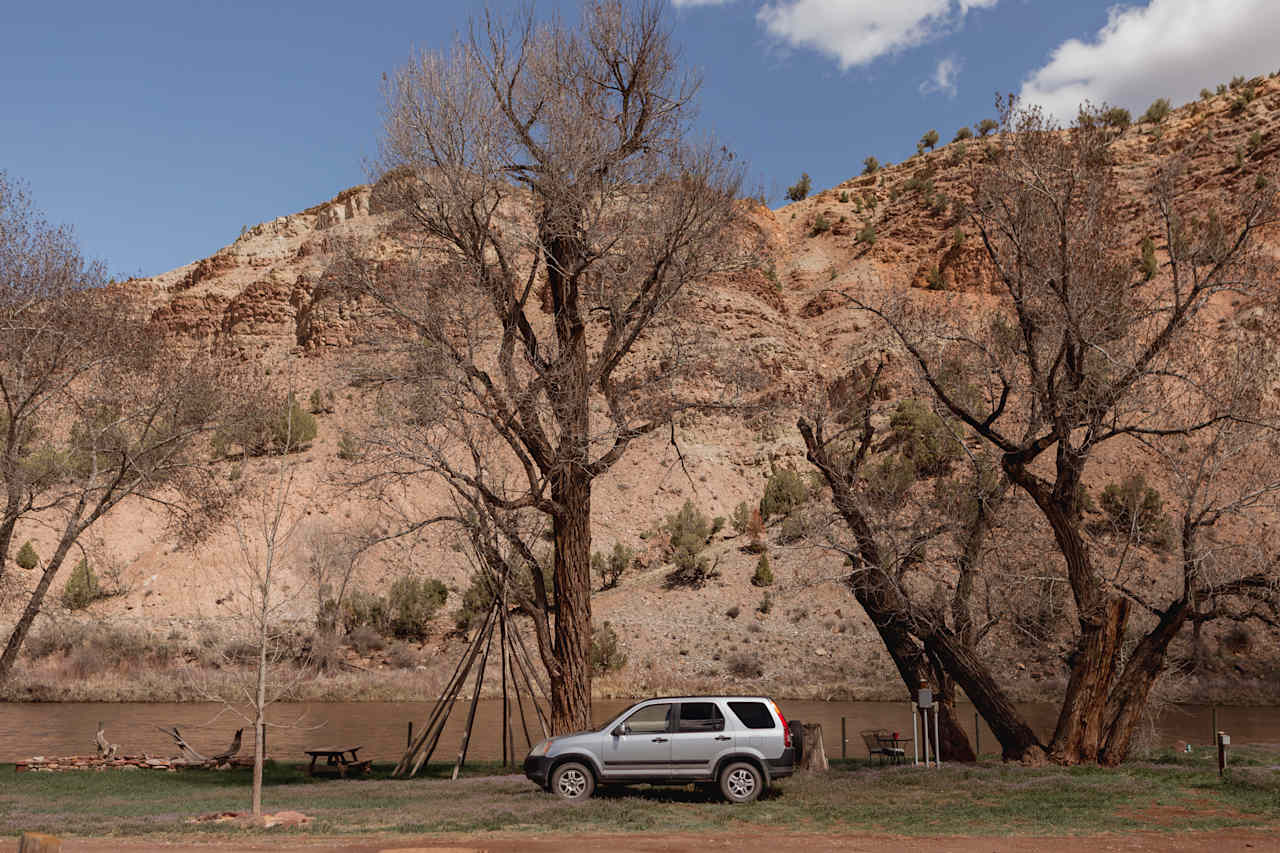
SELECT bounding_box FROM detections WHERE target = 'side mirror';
[714,718,725,732]
[611,725,625,737]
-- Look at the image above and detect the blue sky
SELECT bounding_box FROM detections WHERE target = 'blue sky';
[5,0,1278,278]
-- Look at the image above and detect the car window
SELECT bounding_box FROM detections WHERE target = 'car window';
[677,702,724,732]
[728,701,777,729]
[622,703,673,734]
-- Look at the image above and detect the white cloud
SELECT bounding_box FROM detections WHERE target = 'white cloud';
[672,0,735,7]
[920,56,962,97]
[756,0,997,70]
[1020,0,1280,122]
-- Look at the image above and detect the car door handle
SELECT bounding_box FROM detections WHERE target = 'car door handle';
[651,737,669,743]
[715,735,732,741]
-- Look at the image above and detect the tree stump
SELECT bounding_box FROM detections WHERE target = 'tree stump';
[19,832,62,852]
[800,723,828,772]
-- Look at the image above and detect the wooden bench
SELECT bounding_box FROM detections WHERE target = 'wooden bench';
[304,746,370,777]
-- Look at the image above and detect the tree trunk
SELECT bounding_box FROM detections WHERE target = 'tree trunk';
[1049,596,1129,763]
[550,470,592,734]
[799,723,829,772]
[0,532,77,682]
[1097,600,1189,765]
[923,632,1044,762]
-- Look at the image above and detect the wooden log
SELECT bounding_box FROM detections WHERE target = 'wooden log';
[800,723,829,773]
[18,832,62,852]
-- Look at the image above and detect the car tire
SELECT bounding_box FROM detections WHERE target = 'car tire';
[789,720,805,764]
[718,761,763,803]
[550,761,595,802]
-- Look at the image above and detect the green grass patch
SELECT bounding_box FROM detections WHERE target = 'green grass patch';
[2,750,1279,840]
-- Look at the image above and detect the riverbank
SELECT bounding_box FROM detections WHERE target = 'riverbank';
[4,750,1280,843]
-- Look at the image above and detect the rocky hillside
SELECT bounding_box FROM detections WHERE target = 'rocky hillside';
[6,77,1280,705]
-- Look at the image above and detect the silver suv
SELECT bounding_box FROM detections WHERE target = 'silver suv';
[523,696,797,803]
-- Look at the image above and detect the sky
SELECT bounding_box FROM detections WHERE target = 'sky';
[4,0,1279,279]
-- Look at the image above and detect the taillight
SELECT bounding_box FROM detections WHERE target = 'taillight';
[771,700,791,748]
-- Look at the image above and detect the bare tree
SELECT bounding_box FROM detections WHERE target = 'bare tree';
[343,0,744,731]
[855,99,1280,764]
[0,172,229,681]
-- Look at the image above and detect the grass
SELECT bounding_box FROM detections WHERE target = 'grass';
[3,750,1279,840]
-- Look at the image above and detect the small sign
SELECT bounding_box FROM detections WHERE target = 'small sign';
[917,689,933,709]
[1219,734,1230,745]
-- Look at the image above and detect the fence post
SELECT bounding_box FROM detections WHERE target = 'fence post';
[407,721,413,750]
[841,717,847,760]
[974,711,980,759]
[1217,731,1229,777]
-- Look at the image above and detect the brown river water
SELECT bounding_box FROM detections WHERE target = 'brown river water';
[3,699,1279,764]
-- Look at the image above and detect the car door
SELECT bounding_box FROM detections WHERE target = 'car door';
[669,701,731,778]
[601,702,673,780]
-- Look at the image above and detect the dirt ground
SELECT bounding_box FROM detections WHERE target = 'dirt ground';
[40,830,1280,853]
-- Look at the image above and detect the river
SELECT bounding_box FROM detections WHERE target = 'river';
[3,699,1277,764]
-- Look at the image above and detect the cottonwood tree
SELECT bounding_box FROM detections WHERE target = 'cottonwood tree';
[0,174,228,681]
[856,100,1280,764]
[342,0,743,731]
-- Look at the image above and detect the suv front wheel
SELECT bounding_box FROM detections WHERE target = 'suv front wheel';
[718,761,763,803]
[550,761,595,801]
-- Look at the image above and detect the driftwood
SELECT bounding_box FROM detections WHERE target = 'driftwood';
[799,723,829,773]
[157,725,244,767]
[95,722,119,759]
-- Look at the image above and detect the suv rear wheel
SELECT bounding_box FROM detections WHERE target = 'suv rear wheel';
[550,761,595,801]
[718,761,763,803]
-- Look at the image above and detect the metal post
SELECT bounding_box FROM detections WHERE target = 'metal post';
[1217,731,1229,777]
[922,707,931,767]
[934,704,941,767]
[841,717,847,760]
[912,703,920,766]
[1211,706,1218,746]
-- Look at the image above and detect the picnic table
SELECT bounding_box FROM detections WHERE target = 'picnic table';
[304,746,370,777]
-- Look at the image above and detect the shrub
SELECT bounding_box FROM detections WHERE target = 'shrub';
[744,508,766,554]
[730,501,753,536]
[779,514,806,545]
[1222,624,1251,654]
[760,467,810,521]
[919,129,940,151]
[952,126,973,143]
[386,642,419,669]
[711,516,726,537]
[727,652,763,679]
[218,391,318,456]
[810,213,831,236]
[309,388,336,414]
[862,156,880,175]
[1230,75,1247,90]
[1200,88,1212,101]
[1140,236,1158,281]
[273,393,318,451]
[336,433,362,461]
[1236,147,1246,170]
[61,558,101,610]
[593,542,634,591]
[16,540,38,570]
[1100,475,1173,549]
[1216,83,1228,96]
[387,576,447,640]
[341,589,391,635]
[1140,98,1171,124]
[855,224,877,246]
[785,173,811,202]
[455,573,497,631]
[839,191,849,203]
[1247,130,1263,153]
[589,621,627,674]
[882,399,961,477]
[977,118,998,137]
[1256,173,1270,191]
[751,554,774,587]
[756,592,772,615]
[1102,107,1132,130]
[726,605,741,619]
[347,625,384,655]
[664,500,716,588]
[925,266,944,290]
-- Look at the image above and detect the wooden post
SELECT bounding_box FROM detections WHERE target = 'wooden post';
[1211,706,1218,746]
[407,722,413,750]
[841,717,847,760]
[1217,731,1229,777]
[799,723,828,773]
[18,832,62,852]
